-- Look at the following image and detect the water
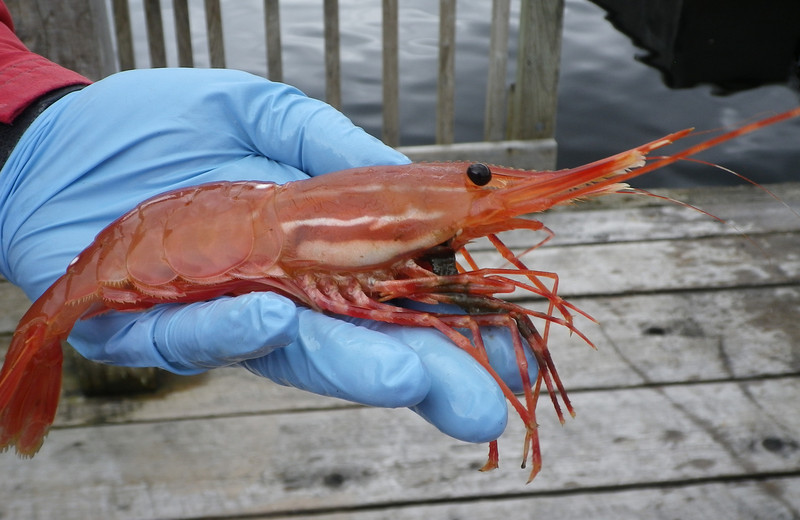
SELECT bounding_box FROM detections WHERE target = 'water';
[125,0,800,188]
[556,0,800,188]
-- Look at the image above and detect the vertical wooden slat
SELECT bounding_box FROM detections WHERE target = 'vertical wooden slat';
[6,0,116,79]
[264,0,283,81]
[173,0,193,67]
[323,0,341,109]
[508,0,564,140]
[484,0,510,141]
[436,0,456,145]
[205,0,226,68]
[144,0,166,67]
[112,0,135,70]
[382,0,399,146]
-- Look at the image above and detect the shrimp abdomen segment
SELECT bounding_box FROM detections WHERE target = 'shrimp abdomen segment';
[93,182,284,294]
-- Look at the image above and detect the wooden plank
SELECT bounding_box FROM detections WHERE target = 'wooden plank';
[584,181,800,211]
[484,0,511,141]
[467,232,800,297]
[508,0,564,139]
[143,0,166,67]
[111,0,135,70]
[398,138,557,170]
[436,0,456,144]
[323,0,342,109]
[275,478,800,520]
[483,190,800,248]
[382,0,400,146]
[549,286,800,388]
[264,0,283,81]
[204,0,225,68]
[2,378,798,519]
[173,0,194,67]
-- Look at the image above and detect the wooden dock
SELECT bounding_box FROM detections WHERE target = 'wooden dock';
[2,181,799,519]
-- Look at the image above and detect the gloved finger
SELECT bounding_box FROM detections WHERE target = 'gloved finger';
[480,325,538,394]
[397,300,538,394]
[325,314,509,444]
[68,292,298,374]
[61,68,409,180]
[241,308,431,409]
[372,323,509,443]
[213,69,411,175]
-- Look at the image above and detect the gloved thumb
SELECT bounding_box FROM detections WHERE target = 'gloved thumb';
[150,293,299,372]
[67,292,299,373]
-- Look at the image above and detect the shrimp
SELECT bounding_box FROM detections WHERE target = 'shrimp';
[2,107,799,481]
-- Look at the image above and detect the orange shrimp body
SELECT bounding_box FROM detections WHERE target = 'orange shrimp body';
[2,107,799,480]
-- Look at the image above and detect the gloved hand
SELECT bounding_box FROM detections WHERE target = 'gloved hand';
[0,68,534,443]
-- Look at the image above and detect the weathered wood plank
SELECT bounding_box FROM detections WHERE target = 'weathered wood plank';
[143,0,166,68]
[552,286,800,388]
[173,0,194,67]
[205,0,225,68]
[264,0,283,81]
[111,0,135,70]
[382,0,400,146]
[487,197,800,249]
[484,0,511,141]
[398,138,557,170]
[323,0,341,109]
[478,182,800,248]
[467,232,800,298]
[273,478,800,520]
[3,378,798,519]
[508,0,563,139]
[436,0,456,144]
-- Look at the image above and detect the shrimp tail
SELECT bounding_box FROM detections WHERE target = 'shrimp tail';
[0,277,96,457]
[0,319,62,456]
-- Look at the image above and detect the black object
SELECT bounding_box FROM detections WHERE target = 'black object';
[590,0,800,92]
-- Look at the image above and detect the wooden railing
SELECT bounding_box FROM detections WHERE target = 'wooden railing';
[12,0,564,169]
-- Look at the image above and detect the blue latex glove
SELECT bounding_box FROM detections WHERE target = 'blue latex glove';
[0,68,533,443]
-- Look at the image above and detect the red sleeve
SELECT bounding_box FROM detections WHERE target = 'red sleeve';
[0,1,92,124]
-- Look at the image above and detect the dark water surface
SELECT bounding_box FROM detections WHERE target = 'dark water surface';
[128,0,800,188]
[556,0,800,188]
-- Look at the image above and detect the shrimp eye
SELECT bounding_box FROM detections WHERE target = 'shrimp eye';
[466,163,492,186]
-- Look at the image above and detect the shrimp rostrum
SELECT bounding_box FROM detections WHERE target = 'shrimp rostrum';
[2,107,799,481]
